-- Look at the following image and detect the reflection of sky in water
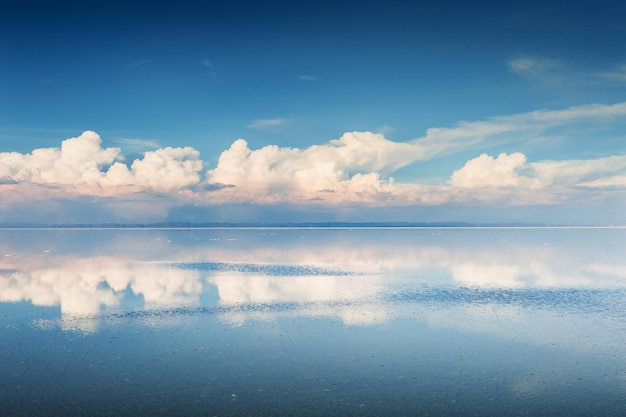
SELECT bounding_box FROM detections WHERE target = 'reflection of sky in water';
[1,228,626,416]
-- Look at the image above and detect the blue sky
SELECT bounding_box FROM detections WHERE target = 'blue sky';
[1,0,626,224]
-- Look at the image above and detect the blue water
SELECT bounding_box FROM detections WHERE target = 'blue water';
[1,228,625,416]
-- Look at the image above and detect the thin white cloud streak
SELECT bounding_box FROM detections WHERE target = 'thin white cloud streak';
[508,56,558,79]
[297,75,318,81]
[115,137,161,150]
[594,64,626,82]
[1,102,626,210]
[247,118,287,129]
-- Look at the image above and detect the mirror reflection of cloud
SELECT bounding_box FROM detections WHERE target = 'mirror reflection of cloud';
[1,231,625,332]
[0,260,203,332]
[207,272,388,326]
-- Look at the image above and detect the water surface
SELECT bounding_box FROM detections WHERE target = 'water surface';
[1,228,625,416]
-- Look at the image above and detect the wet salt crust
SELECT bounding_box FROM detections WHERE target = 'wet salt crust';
[1,227,625,416]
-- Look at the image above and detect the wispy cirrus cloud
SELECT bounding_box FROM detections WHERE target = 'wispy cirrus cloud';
[298,75,318,81]
[594,64,626,82]
[247,118,287,130]
[509,56,558,80]
[115,137,161,151]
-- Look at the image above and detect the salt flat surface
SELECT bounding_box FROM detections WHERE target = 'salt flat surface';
[1,228,625,416]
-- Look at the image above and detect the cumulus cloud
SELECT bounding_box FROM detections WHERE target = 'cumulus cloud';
[1,102,626,215]
[450,153,531,189]
[0,131,203,194]
[0,176,18,184]
[104,146,202,191]
[206,102,626,204]
[451,152,626,192]
[205,132,426,203]
[0,130,121,184]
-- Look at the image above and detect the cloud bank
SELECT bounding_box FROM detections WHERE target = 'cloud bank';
[0,131,202,196]
[1,102,626,221]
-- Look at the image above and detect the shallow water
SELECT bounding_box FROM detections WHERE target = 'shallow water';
[1,228,625,416]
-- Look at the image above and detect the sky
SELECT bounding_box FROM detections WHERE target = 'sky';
[1,0,626,224]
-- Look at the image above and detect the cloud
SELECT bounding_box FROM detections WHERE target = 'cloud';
[447,152,626,205]
[201,59,212,68]
[0,131,203,194]
[509,56,558,79]
[104,146,202,192]
[298,75,318,81]
[376,125,395,136]
[247,118,287,129]
[451,152,626,191]
[206,102,626,204]
[594,64,626,82]
[0,176,18,184]
[205,132,427,203]
[115,137,161,150]
[0,130,122,184]
[450,152,532,188]
[411,102,626,158]
[1,102,626,218]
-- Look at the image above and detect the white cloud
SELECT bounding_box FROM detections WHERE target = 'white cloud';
[0,130,121,184]
[297,75,318,81]
[205,132,425,203]
[115,137,161,150]
[449,152,626,203]
[247,118,287,129]
[0,131,203,194]
[509,56,558,79]
[450,152,532,188]
[1,102,626,213]
[414,102,626,158]
[206,103,626,204]
[104,146,202,192]
[578,175,626,188]
[594,64,626,82]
